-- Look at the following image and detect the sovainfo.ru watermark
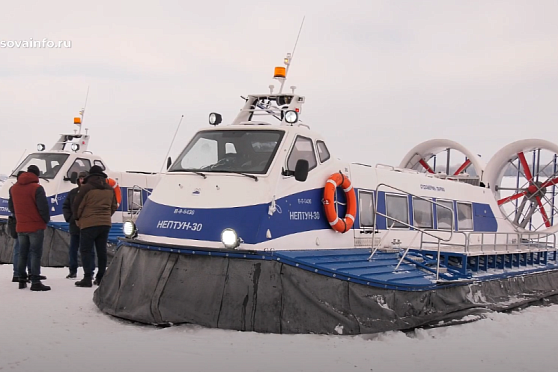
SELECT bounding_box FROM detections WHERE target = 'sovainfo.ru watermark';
[0,38,72,49]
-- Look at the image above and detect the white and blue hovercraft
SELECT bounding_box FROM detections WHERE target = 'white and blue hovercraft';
[94,54,558,335]
[0,113,161,267]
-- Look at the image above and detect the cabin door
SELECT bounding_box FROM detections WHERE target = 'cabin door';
[354,189,377,248]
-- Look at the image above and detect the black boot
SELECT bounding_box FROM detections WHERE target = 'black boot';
[12,276,19,283]
[75,277,92,287]
[30,282,51,291]
[18,280,27,289]
[28,275,46,283]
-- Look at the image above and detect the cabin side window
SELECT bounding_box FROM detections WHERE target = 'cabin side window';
[67,158,92,179]
[93,160,106,170]
[316,141,331,163]
[385,194,409,228]
[436,200,454,230]
[287,136,317,172]
[127,188,143,212]
[413,197,433,229]
[359,191,375,228]
[457,202,473,230]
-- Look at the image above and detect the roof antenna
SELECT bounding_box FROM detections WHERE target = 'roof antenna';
[75,86,89,135]
[160,115,184,173]
[11,148,27,174]
[277,16,305,94]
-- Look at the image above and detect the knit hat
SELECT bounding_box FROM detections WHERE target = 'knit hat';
[27,165,40,177]
[86,165,107,179]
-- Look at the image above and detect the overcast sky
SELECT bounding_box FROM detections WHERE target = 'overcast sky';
[1,1,558,174]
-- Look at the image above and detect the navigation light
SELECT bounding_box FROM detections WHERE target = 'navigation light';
[274,67,286,79]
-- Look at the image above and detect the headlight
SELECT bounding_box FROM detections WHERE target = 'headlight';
[209,112,222,126]
[37,143,46,151]
[71,143,80,152]
[221,228,240,249]
[123,221,137,239]
[284,110,298,124]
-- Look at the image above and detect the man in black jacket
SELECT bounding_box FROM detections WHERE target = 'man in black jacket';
[62,171,95,279]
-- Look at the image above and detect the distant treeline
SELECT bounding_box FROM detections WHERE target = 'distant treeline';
[435,164,556,177]
[502,164,557,177]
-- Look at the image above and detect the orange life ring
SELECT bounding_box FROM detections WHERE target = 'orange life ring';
[106,177,122,208]
[323,172,357,233]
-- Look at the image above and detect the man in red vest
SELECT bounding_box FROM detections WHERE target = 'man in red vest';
[8,165,51,291]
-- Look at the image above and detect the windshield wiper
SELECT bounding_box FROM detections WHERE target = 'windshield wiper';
[39,176,50,183]
[207,170,258,181]
[233,172,258,181]
[227,171,258,181]
[169,169,207,179]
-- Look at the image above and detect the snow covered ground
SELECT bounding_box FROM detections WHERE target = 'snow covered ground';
[1,264,558,372]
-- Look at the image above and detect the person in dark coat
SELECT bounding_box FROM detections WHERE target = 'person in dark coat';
[8,165,51,291]
[72,165,117,287]
[62,171,95,279]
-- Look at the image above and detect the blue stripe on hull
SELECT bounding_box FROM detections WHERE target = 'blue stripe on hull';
[0,187,152,218]
[0,197,10,216]
[136,188,499,245]
[0,193,69,217]
[135,188,331,244]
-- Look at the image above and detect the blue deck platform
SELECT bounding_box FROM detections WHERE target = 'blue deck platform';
[49,222,124,244]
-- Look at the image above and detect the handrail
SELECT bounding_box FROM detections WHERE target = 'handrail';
[369,183,455,281]
[420,230,469,253]
[374,163,423,175]
[420,231,556,255]
[133,185,152,195]
[367,183,557,281]
[375,164,396,171]
[127,185,152,221]
[394,231,421,271]
[371,183,455,245]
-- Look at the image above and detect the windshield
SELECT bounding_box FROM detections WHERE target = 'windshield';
[10,153,70,179]
[169,130,285,174]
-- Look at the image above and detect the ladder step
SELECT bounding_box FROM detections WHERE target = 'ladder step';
[407,256,424,263]
[378,247,400,253]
